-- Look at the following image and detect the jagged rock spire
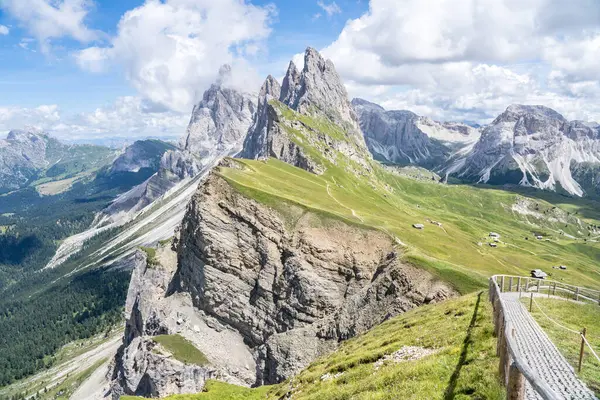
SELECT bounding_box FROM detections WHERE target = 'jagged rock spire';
[239,75,282,159]
[280,61,301,106]
[181,66,256,158]
[279,47,366,147]
[261,74,281,99]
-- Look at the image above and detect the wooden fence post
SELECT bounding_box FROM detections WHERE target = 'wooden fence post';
[509,277,513,292]
[537,279,541,292]
[517,277,522,297]
[529,293,534,312]
[501,276,505,292]
[578,328,587,373]
[507,362,525,400]
[497,314,504,356]
[575,287,580,301]
[499,329,509,385]
[553,282,556,296]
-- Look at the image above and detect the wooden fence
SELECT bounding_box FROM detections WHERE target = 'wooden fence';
[495,274,600,305]
[490,275,563,400]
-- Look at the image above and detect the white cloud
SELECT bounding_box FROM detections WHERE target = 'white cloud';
[317,1,341,17]
[0,25,9,35]
[0,97,189,141]
[0,0,97,52]
[319,0,600,123]
[76,0,276,113]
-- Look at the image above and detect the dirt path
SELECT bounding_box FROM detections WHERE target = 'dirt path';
[326,183,364,222]
[70,358,113,400]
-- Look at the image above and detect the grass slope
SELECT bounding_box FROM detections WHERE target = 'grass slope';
[124,293,503,400]
[218,101,600,292]
[153,335,209,366]
[524,297,600,395]
[219,157,600,293]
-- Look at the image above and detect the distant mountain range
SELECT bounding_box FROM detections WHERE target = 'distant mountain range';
[353,101,600,198]
[0,130,117,194]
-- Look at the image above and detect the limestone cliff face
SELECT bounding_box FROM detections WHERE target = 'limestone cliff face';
[182,65,256,159]
[111,247,255,398]
[173,171,455,385]
[111,169,455,397]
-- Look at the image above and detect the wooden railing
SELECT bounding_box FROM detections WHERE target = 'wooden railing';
[495,274,600,305]
[489,276,562,400]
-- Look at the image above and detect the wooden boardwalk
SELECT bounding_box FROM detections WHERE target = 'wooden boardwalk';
[501,292,597,400]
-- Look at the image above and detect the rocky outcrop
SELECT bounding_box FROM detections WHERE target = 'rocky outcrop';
[181,65,256,159]
[448,105,600,196]
[111,246,255,398]
[352,98,480,168]
[108,140,176,175]
[240,48,372,175]
[172,172,455,385]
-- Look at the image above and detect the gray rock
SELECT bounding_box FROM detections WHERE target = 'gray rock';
[181,65,257,159]
[448,104,600,196]
[172,173,455,385]
[108,140,175,175]
[239,75,281,160]
[352,98,480,168]
[111,245,257,398]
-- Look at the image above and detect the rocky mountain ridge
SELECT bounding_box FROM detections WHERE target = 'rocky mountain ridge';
[241,47,373,175]
[353,99,600,198]
[181,64,257,159]
[447,104,600,196]
[352,98,480,168]
[0,129,116,193]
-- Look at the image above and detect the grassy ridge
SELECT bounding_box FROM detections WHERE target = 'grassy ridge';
[219,156,600,293]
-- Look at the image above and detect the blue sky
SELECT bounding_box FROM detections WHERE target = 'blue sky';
[0,1,366,112]
[1,0,600,141]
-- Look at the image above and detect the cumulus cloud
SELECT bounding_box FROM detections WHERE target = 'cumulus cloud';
[76,0,276,113]
[0,97,189,141]
[0,0,97,52]
[0,25,9,35]
[319,0,600,123]
[317,1,341,17]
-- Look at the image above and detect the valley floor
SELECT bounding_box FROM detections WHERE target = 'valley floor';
[0,328,123,400]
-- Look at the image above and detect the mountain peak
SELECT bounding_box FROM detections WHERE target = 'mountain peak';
[351,98,385,112]
[280,61,301,105]
[503,104,566,122]
[7,128,45,142]
[303,47,325,71]
[183,67,256,157]
[279,47,363,140]
[261,75,281,99]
